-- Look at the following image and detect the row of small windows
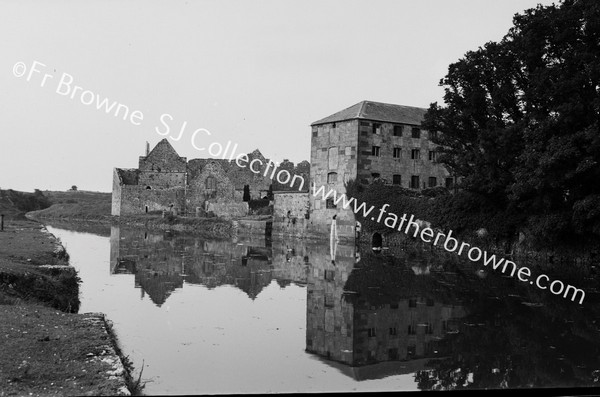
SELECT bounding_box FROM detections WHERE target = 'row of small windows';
[390,175,453,189]
[367,323,434,337]
[313,123,438,139]
[372,146,436,161]
[372,123,424,138]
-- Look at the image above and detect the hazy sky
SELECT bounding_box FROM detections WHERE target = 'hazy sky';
[2,0,556,193]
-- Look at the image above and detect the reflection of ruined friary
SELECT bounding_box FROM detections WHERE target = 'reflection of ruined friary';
[110,226,466,380]
[109,226,309,306]
[112,139,309,217]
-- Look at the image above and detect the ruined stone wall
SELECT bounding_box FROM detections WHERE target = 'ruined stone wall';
[187,161,236,210]
[119,185,186,215]
[111,169,122,216]
[138,142,187,173]
[272,191,310,238]
[357,121,450,189]
[273,192,310,219]
[307,120,358,239]
[138,171,186,189]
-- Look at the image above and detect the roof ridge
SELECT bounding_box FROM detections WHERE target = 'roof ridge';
[357,100,367,118]
[311,100,427,126]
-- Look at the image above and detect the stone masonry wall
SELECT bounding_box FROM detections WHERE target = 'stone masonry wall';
[111,168,122,216]
[357,121,450,188]
[307,120,358,239]
[120,185,186,215]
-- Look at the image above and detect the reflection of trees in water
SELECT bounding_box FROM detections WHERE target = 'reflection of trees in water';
[386,254,600,390]
[415,294,600,390]
[343,249,600,389]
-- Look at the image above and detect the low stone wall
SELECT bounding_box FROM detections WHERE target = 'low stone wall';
[207,202,249,218]
[235,219,269,236]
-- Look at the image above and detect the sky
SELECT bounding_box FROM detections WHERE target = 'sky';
[1,0,557,193]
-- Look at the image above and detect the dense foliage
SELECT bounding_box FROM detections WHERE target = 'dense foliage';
[345,180,522,249]
[0,189,51,213]
[423,0,600,248]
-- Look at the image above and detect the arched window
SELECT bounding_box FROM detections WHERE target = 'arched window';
[327,172,338,184]
[205,176,217,190]
[145,186,152,190]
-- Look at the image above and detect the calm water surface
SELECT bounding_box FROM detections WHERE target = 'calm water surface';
[46,225,600,394]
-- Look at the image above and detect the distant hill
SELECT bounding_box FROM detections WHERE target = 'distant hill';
[26,190,112,221]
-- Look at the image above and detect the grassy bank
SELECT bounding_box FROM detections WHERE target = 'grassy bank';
[26,190,112,221]
[0,218,132,396]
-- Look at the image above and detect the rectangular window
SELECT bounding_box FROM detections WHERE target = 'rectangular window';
[428,177,437,188]
[389,327,397,336]
[324,269,335,281]
[445,177,454,189]
[425,323,433,334]
[393,125,403,136]
[372,146,381,156]
[372,123,381,134]
[410,176,420,189]
[409,298,417,308]
[326,198,336,209]
[345,146,352,156]
[392,174,402,185]
[393,147,401,158]
[360,120,371,127]
[412,127,421,138]
[411,149,420,160]
[429,150,436,161]
[368,328,377,337]
[408,324,416,335]
[312,130,318,138]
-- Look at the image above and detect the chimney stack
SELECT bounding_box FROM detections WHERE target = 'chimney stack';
[146,141,150,156]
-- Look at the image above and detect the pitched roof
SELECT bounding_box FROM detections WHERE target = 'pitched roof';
[146,138,182,159]
[311,100,427,126]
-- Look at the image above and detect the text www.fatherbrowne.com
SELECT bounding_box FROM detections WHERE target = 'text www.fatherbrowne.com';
[312,183,586,305]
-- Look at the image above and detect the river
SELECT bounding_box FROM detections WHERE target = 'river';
[46,224,600,394]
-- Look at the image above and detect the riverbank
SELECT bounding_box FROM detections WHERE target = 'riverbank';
[0,219,133,396]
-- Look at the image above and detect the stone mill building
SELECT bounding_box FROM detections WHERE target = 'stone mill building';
[275,100,452,240]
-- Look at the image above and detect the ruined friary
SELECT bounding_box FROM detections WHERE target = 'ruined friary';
[112,139,309,218]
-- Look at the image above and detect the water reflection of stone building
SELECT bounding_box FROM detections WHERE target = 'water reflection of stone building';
[306,244,466,380]
[109,226,308,306]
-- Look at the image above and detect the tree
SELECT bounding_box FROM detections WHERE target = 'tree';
[70,185,78,191]
[423,0,600,248]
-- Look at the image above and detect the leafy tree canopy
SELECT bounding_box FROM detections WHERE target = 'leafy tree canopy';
[423,0,600,247]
